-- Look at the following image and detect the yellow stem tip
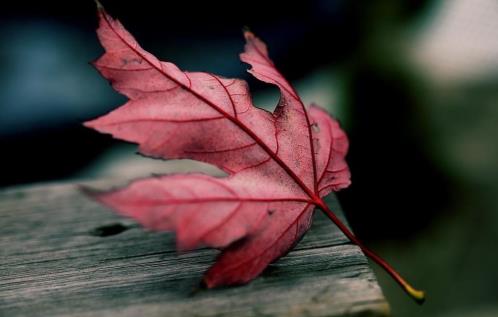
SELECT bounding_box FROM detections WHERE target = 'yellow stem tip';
[405,284,425,305]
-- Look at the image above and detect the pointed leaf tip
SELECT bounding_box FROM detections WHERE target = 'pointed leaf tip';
[244,30,255,41]
[95,0,104,11]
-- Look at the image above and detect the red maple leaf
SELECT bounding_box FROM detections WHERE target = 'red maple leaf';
[85,3,424,303]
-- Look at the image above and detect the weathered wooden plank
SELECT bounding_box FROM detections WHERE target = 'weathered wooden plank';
[0,181,389,317]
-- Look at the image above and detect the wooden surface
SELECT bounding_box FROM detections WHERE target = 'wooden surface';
[0,181,390,317]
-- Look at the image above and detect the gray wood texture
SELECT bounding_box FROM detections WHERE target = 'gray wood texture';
[0,181,389,317]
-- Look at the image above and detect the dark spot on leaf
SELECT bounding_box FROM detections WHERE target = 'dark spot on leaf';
[311,123,320,133]
[267,209,275,215]
[89,223,129,237]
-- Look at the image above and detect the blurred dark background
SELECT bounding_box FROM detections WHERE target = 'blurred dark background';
[1,0,497,316]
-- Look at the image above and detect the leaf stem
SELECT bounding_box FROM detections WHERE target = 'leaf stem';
[317,200,425,304]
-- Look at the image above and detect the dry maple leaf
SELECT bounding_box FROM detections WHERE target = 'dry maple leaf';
[84,3,424,303]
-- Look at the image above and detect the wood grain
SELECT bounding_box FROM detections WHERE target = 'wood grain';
[0,181,389,317]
